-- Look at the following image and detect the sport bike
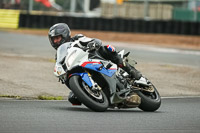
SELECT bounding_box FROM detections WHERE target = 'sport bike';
[54,42,161,112]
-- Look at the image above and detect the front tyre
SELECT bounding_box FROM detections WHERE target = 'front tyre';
[137,84,161,112]
[69,75,109,112]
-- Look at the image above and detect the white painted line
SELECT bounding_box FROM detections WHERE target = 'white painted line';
[105,41,200,56]
[161,96,200,99]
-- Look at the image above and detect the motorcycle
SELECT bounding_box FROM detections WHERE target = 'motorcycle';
[54,42,161,112]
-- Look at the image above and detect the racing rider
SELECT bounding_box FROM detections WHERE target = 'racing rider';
[48,23,148,105]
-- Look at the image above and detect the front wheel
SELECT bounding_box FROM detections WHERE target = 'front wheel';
[69,75,109,112]
[137,84,161,112]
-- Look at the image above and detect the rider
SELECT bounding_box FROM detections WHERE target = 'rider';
[48,23,148,105]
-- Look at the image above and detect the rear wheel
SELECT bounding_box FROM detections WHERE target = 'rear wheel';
[69,75,109,112]
[137,84,161,112]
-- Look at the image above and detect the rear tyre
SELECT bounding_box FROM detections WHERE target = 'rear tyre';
[137,84,161,112]
[69,75,109,112]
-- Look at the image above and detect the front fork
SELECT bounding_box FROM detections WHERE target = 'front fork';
[70,72,101,91]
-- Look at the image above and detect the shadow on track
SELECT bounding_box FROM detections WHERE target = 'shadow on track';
[56,106,163,113]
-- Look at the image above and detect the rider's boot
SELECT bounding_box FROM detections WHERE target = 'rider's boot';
[119,61,149,86]
[134,77,150,86]
[119,61,142,79]
[68,91,82,105]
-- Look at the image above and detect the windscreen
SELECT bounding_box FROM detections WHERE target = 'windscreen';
[56,42,71,63]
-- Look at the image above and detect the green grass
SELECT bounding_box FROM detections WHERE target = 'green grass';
[0,95,21,99]
[0,95,64,100]
[38,95,64,100]
[49,58,56,63]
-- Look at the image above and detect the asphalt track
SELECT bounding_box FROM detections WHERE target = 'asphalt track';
[0,98,200,133]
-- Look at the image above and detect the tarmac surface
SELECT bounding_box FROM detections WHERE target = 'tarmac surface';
[0,98,200,133]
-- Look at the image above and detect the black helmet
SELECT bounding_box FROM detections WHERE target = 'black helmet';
[48,23,71,50]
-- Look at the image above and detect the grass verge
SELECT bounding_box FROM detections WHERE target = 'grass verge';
[0,95,64,100]
[38,95,64,100]
[0,95,21,99]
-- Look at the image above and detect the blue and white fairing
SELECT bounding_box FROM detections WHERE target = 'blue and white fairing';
[70,60,117,88]
[80,61,117,77]
[54,43,118,90]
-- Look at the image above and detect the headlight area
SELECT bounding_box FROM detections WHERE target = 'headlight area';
[54,64,66,77]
